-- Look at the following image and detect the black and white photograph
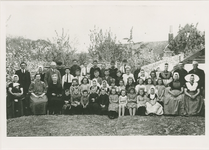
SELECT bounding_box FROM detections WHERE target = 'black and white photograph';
[0,1,208,150]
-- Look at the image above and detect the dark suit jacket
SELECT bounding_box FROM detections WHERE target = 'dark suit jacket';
[44,68,62,87]
[15,69,31,94]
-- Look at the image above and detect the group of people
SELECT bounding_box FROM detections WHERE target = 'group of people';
[6,59,205,119]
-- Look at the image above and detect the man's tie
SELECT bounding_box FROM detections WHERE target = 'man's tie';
[66,74,68,83]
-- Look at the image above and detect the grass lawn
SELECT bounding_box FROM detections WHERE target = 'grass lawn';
[7,115,205,136]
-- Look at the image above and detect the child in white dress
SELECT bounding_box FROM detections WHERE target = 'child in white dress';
[118,90,128,117]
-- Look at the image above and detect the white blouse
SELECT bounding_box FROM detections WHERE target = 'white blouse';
[186,82,198,91]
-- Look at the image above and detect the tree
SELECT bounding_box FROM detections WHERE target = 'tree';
[88,26,125,62]
[168,23,205,56]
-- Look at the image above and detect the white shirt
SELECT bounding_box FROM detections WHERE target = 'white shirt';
[62,74,74,87]
[186,82,198,91]
[122,73,135,85]
[81,66,90,76]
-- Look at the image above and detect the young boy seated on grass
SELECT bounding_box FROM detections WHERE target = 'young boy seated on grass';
[62,89,71,115]
[71,87,82,114]
[80,90,89,114]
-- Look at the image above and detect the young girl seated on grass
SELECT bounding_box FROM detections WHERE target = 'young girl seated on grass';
[117,80,126,95]
[80,90,89,114]
[155,78,165,107]
[118,89,128,117]
[80,77,91,94]
[98,88,109,115]
[136,89,147,116]
[88,86,100,114]
[108,88,119,119]
[71,87,82,114]
[145,86,163,116]
[135,78,146,94]
[70,79,80,95]
[62,89,71,115]
[127,88,137,116]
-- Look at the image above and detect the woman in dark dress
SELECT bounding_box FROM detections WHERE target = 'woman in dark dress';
[164,72,185,116]
[7,75,24,118]
[184,74,204,116]
[29,73,48,115]
[47,74,63,114]
[88,86,100,114]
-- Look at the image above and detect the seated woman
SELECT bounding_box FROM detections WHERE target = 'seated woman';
[37,65,45,82]
[88,86,100,114]
[108,88,119,119]
[100,80,110,94]
[149,71,157,86]
[184,74,204,116]
[8,75,24,118]
[98,88,109,115]
[145,86,163,116]
[117,80,126,95]
[29,73,48,115]
[47,74,63,115]
[145,78,154,95]
[136,89,147,116]
[164,72,185,116]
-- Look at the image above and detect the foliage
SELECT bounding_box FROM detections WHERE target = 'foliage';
[7,115,205,136]
[88,27,126,62]
[168,23,205,55]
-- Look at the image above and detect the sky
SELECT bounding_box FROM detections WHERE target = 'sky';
[4,2,208,53]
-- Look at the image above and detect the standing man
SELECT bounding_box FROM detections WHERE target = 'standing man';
[15,62,31,115]
[44,61,62,87]
[56,61,65,77]
[173,62,188,85]
[109,60,118,79]
[134,63,141,81]
[70,59,81,77]
[100,63,106,78]
[189,61,205,97]
[159,63,173,87]
[90,60,101,80]
[81,62,90,77]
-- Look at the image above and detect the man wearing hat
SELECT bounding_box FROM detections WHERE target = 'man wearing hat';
[44,61,62,87]
[56,61,65,77]
[109,60,118,79]
[173,62,188,85]
[189,61,205,97]
[70,59,81,77]
[15,62,31,115]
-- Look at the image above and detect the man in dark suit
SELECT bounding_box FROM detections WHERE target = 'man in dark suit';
[109,60,118,79]
[70,59,81,77]
[15,62,31,115]
[44,61,62,87]
[56,61,65,77]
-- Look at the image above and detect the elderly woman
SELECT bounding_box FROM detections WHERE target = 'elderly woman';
[7,75,24,118]
[184,74,204,116]
[47,74,63,115]
[164,72,185,115]
[29,73,48,115]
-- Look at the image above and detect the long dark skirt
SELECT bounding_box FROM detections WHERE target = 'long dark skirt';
[71,105,82,114]
[8,94,24,118]
[108,111,118,119]
[48,96,64,114]
[88,103,100,115]
[137,106,146,116]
